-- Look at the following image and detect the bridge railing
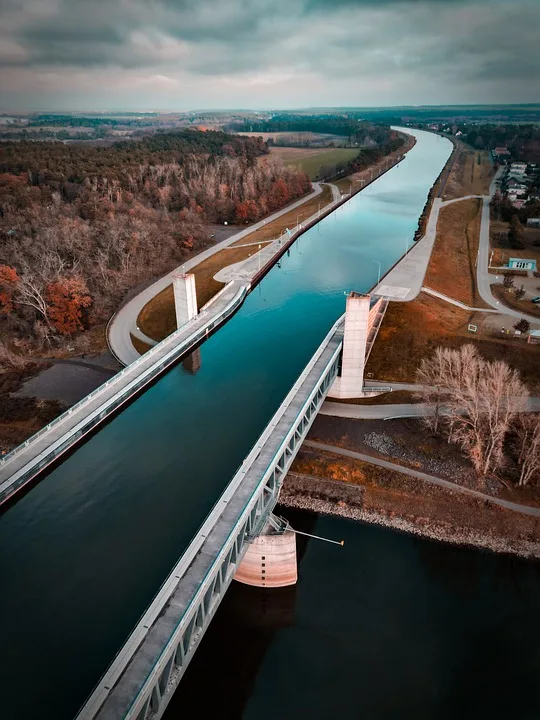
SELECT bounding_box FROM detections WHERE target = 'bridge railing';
[0,282,247,502]
[75,312,345,720]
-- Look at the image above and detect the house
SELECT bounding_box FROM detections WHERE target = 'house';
[511,199,526,209]
[494,146,510,157]
[510,162,527,173]
[507,179,527,190]
[526,218,540,227]
[507,257,537,271]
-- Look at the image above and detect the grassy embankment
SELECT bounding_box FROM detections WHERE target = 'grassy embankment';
[424,197,488,308]
[441,147,493,200]
[333,132,417,196]
[365,148,539,385]
[137,184,334,345]
[286,447,540,555]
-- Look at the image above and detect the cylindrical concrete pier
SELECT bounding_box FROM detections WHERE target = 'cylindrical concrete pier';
[235,530,297,588]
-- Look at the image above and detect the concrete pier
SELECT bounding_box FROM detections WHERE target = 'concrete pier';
[173,273,198,329]
[235,529,297,588]
[328,292,370,399]
[328,292,388,399]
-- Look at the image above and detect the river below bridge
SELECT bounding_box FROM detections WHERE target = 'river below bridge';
[3,129,535,720]
[167,509,540,720]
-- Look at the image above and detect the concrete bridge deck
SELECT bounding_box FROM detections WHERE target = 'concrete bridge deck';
[76,317,344,720]
[0,281,247,506]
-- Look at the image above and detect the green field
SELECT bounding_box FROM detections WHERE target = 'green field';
[268,146,359,180]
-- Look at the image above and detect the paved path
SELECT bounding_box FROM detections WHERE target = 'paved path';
[421,286,500,313]
[374,197,443,302]
[0,282,247,504]
[108,183,326,365]
[303,440,540,517]
[440,194,484,207]
[374,194,485,303]
[320,397,540,420]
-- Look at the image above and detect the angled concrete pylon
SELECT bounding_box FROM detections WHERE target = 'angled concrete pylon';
[172,272,198,329]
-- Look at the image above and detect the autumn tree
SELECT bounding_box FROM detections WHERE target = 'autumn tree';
[514,284,526,300]
[46,278,92,335]
[0,265,20,314]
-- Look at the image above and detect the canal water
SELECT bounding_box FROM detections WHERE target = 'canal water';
[167,510,540,720]
[0,129,477,719]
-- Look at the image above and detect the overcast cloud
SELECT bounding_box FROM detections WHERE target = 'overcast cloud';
[0,0,538,110]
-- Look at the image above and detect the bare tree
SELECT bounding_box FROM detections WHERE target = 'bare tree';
[514,414,540,487]
[416,345,529,476]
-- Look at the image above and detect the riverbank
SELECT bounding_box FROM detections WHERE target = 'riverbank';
[281,472,540,560]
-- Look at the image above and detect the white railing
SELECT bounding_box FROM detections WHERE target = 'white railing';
[75,312,345,720]
[0,283,247,499]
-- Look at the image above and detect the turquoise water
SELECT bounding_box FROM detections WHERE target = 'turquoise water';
[0,129,453,719]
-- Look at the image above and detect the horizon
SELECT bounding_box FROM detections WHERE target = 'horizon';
[3,103,540,116]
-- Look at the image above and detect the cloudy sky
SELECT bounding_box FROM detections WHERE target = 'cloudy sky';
[1,0,539,111]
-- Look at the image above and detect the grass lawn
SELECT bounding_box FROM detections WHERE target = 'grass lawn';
[365,293,539,386]
[266,146,358,180]
[442,147,493,200]
[130,332,153,356]
[424,198,489,307]
[137,184,334,343]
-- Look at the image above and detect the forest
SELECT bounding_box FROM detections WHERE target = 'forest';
[0,129,311,350]
[226,114,393,145]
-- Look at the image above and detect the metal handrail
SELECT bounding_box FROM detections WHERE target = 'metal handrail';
[75,312,345,720]
[0,283,246,498]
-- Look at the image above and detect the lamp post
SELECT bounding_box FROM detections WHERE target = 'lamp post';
[258,244,262,272]
[373,259,381,285]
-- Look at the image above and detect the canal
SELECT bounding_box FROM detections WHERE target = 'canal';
[0,129,456,719]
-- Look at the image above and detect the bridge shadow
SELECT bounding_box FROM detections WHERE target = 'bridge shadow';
[163,507,316,719]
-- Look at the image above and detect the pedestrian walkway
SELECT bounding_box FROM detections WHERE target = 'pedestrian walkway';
[421,286,499,313]
[108,183,326,365]
[303,440,540,518]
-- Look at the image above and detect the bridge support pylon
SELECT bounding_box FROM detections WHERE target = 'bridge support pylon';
[327,291,388,399]
[173,272,198,329]
[235,515,297,588]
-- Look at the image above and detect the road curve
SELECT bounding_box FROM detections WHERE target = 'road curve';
[108,183,325,365]
[476,172,539,324]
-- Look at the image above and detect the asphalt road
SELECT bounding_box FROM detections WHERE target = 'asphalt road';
[476,171,539,324]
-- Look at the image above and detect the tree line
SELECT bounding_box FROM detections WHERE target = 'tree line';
[227,114,393,146]
[0,130,311,348]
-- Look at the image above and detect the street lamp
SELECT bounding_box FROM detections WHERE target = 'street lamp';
[258,244,262,272]
[373,260,381,284]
